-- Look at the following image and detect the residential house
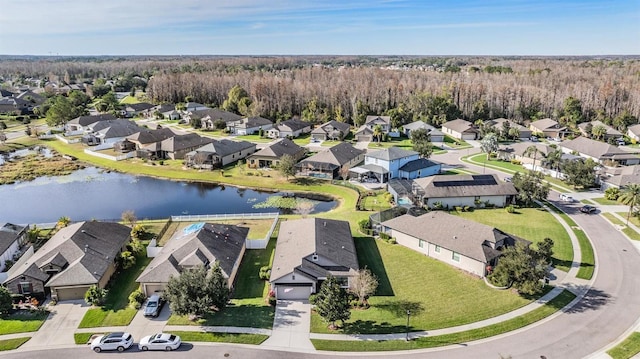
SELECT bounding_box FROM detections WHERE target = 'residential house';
[486,118,532,140]
[267,119,312,139]
[441,119,478,140]
[0,223,28,272]
[122,103,155,118]
[116,127,177,156]
[381,212,526,278]
[350,147,440,183]
[354,125,375,142]
[560,136,640,166]
[145,104,180,120]
[577,120,622,140]
[185,102,209,113]
[311,120,351,141]
[185,139,256,169]
[529,118,571,139]
[15,90,45,107]
[296,142,365,179]
[269,218,358,300]
[188,109,242,130]
[65,114,117,134]
[159,133,214,160]
[497,142,553,164]
[599,165,640,190]
[227,117,273,135]
[247,138,305,169]
[413,174,518,209]
[3,221,131,301]
[136,223,247,296]
[403,121,445,142]
[0,97,34,115]
[628,125,640,143]
[82,119,142,146]
[355,115,393,141]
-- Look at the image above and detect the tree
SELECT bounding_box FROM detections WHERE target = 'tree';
[480,132,499,161]
[560,96,583,126]
[314,276,351,329]
[222,85,251,115]
[372,124,384,143]
[117,251,136,270]
[591,125,607,141]
[278,154,297,180]
[561,159,597,189]
[511,171,550,206]
[523,145,541,171]
[0,286,12,317]
[97,91,121,114]
[57,216,71,229]
[46,96,81,126]
[410,128,433,158]
[604,187,621,201]
[488,241,552,295]
[121,210,137,227]
[164,263,229,317]
[348,268,378,307]
[542,148,563,177]
[619,184,640,225]
[295,200,315,218]
[85,285,108,306]
[508,126,520,141]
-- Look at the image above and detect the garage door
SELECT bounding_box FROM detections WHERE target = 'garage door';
[143,284,165,296]
[55,286,91,301]
[462,133,477,140]
[276,285,311,300]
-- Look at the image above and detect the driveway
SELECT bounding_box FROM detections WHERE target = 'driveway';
[123,301,171,341]
[261,300,314,351]
[21,299,90,349]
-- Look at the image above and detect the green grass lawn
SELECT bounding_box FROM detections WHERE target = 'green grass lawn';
[312,289,575,351]
[119,95,140,104]
[312,237,537,334]
[608,332,640,359]
[78,253,151,328]
[0,337,30,351]
[74,332,97,344]
[360,191,393,212]
[0,136,42,153]
[291,133,311,146]
[235,134,273,143]
[591,197,620,205]
[455,207,573,272]
[172,331,268,345]
[443,135,472,149]
[602,213,640,241]
[0,311,48,335]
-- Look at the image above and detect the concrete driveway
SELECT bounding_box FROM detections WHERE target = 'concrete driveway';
[125,301,171,340]
[261,300,314,351]
[21,299,90,349]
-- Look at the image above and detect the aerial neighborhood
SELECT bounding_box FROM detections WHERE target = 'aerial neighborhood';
[0,56,640,357]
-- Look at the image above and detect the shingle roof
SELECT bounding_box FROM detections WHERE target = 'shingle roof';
[137,223,248,283]
[488,118,529,132]
[442,119,477,134]
[498,142,552,157]
[414,174,517,198]
[298,142,364,168]
[126,128,177,145]
[0,223,25,257]
[89,119,142,139]
[189,139,256,158]
[365,116,391,125]
[355,125,374,135]
[629,124,640,137]
[367,147,418,161]
[233,117,272,128]
[270,218,358,282]
[312,121,351,135]
[530,118,562,131]
[561,136,636,160]
[191,108,242,122]
[382,212,521,263]
[126,103,155,112]
[577,120,622,137]
[4,221,131,287]
[161,133,213,152]
[399,158,441,172]
[248,138,303,159]
[68,114,117,127]
[277,119,311,132]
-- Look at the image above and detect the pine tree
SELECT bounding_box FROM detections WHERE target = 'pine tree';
[314,276,351,329]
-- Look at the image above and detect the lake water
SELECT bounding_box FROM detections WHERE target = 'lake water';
[0,167,337,224]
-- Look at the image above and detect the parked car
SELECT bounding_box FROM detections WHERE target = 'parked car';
[580,205,597,214]
[91,332,133,353]
[530,136,538,142]
[559,193,574,202]
[143,294,164,317]
[138,333,182,351]
[504,176,512,182]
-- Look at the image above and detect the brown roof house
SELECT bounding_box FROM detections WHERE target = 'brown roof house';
[578,120,622,140]
[185,139,256,169]
[413,174,517,209]
[381,211,526,277]
[227,116,273,135]
[159,133,214,160]
[247,138,305,169]
[3,221,131,301]
[529,118,571,139]
[267,119,312,139]
[599,165,640,190]
[0,223,28,272]
[296,142,365,179]
[560,136,640,166]
[441,119,478,140]
[137,222,248,296]
[269,218,359,300]
[486,118,532,140]
[311,120,351,141]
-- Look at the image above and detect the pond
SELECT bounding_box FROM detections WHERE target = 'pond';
[0,167,337,224]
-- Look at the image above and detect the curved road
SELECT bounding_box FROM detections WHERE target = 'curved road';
[3,148,640,358]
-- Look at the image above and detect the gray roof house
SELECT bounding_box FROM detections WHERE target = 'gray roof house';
[413,174,518,209]
[159,133,214,160]
[82,119,143,145]
[193,109,243,130]
[296,142,365,179]
[136,223,248,296]
[311,120,351,141]
[66,114,118,134]
[578,120,622,140]
[403,121,445,142]
[627,125,640,142]
[0,223,28,272]
[560,136,640,166]
[486,118,532,140]
[529,118,570,139]
[227,117,273,135]
[3,221,131,301]
[599,165,640,190]
[270,218,359,300]
[381,212,526,277]
[441,119,478,140]
[185,139,257,169]
[267,119,312,139]
[247,138,305,169]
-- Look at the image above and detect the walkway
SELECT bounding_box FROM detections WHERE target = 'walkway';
[261,300,314,351]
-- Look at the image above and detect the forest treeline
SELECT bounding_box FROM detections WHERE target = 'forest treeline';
[2,56,639,128]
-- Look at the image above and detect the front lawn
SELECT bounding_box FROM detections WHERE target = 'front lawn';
[78,252,151,328]
[0,311,48,335]
[0,337,30,351]
[311,237,536,334]
[591,197,620,206]
[608,332,640,359]
[172,331,268,345]
[603,213,640,241]
[454,207,573,272]
[311,289,575,351]
[74,332,97,345]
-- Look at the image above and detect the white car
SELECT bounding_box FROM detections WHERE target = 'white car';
[138,333,182,351]
[91,332,133,353]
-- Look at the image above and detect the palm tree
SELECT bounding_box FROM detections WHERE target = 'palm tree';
[591,125,607,141]
[619,184,640,225]
[523,145,541,171]
[372,124,383,143]
[57,216,71,229]
[543,148,563,177]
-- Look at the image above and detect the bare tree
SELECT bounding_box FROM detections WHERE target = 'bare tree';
[294,200,315,218]
[121,210,137,227]
[348,267,379,307]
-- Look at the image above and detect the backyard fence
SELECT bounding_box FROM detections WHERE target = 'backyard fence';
[170,212,279,222]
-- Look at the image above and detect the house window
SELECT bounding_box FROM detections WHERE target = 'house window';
[19,282,32,294]
[452,252,461,262]
[435,245,441,253]
[418,240,425,248]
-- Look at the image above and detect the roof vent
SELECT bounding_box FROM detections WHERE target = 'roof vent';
[323,221,327,227]
[341,246,345,249]
[312,253,318,261]
[453,236,457,240]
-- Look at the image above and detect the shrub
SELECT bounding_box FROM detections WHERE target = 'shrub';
[463,206,473,212]
[128,289,146,309]
[379,232,390,240]
[454,206,463,212]
[84,285,107,306]
[388,238,397,244]
[605,187,620,201]
[358,219,370,231]
[309,294,318,305]
[259,266,271,280]
[510,159,522,165]
[506,205,516,213]
[158,160,164,166]
[432,201,445,210]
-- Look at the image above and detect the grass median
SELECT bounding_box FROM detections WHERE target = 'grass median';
[0,337,31,351]
[171,331,268,345]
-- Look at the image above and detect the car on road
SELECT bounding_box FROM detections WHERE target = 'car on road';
[559,193,574,202]
[580,205,597,214]
[138,333,182,351]
[91,332,133,353]
[143,294,164,317]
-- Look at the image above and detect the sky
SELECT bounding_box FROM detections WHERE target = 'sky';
[0,0,638,56]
